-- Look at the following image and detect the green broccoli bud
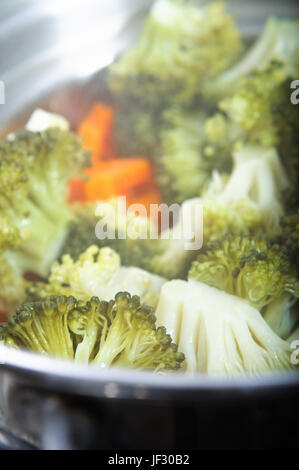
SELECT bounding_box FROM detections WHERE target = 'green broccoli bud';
[204,17,299,99]
[26,245,166,309]
[0,294,185,372]
[188,235,299,312]
[110,0,243,102]
[0,128,90,277]
[156,107,232,204]
[0,296,76,358]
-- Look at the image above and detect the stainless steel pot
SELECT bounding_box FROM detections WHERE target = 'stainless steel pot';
[0,0,299,450]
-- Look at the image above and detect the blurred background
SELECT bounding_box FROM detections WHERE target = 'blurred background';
[1,0,299,126]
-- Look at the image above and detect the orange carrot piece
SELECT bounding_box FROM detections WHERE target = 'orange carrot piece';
[68,179,86,203]
[127,187,162,215]
[85,157,154,201]
[77,103,115,164]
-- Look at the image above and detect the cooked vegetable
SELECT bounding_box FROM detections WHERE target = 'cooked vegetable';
[25,109,70,132]
[59,197,202,279]
[77,102,115,163]
[84,158,155,201]
[0,293,185,371]
[109,0,243,157]
[0,128,90,277]
[155,280,293,375]
[98,197,202,279]
[156,107,232,204]
[26,245,166,309]
[0,217,28,314]
[263,295,298,340]
[188,235,299,310]
[188,234,299,338]
[110,0,243,103]
[279,209,299,269]
[204,17,299,99]
[202,145,288,236]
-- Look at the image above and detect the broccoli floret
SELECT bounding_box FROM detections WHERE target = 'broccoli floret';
[271,79,299,187]
[202,62,299,170]
[188,234,299,311]
[110,0,243,103]
[60,198,202,279]
[280,210,299,269]
[59,203,99,261]
[0,293,185,372]
[0,257,28,316]
[26,245,166,309]
[0,128,90,278]
[155,279,293,375]
[111,75,179,158]
[99,198,203,279]
[73,292,184,370]
[204,17,299,99]
[0,217,28,314]
[156,107,232,204]
[218,63,286,148]
[109,0,243,158]
[112,99,163,159]
[0,296,76,357]
[202,145,288,238]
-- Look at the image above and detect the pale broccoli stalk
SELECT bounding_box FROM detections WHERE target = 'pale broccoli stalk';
[0,294,185,372]
[203,145,289,235]
[27,246,166,309]
[109,0,243,103]
[263,295,298,340]
[287,325,299,345]
[0,129,90,277]
[155,280,293,376]
[204,17,299,99]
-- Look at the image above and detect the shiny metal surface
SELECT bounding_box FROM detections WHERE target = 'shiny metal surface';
[0,0,298,403]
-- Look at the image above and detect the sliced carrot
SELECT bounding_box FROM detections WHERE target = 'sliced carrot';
[68,179,86,203]
[127,186,162,218]
[85,157,154,201]
[77,103,115,164]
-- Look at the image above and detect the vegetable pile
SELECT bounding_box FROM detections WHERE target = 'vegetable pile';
[0,0,298,376]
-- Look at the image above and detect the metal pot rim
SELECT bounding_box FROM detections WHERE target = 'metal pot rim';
[1,346,298,401]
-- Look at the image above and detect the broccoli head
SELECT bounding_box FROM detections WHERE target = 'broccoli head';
[109,0,243,104]
[188,235,299,312]
[204,17,299,99]
[201,145,289,239]
[0,128,90,278]
[156,107,232,204]
[26,245,166,309]
[155,280,293,375]
[59,198,203,280]
[0,217,28,314]
[0,293,185,372]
